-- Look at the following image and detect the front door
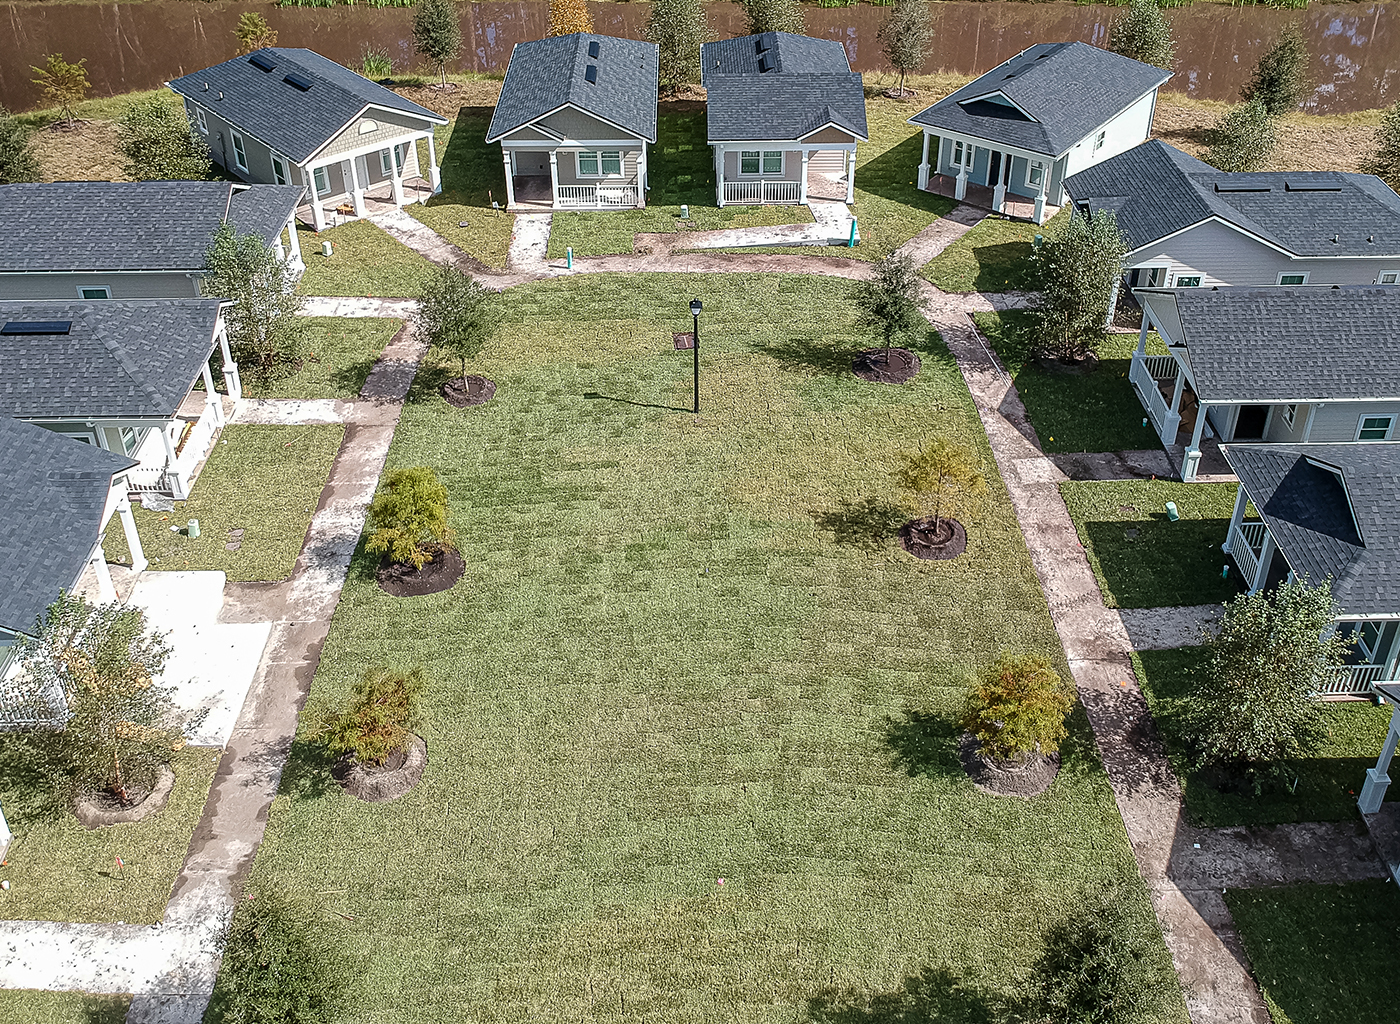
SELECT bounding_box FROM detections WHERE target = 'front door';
[987,151,1002,188]
[1234,405,1269,440]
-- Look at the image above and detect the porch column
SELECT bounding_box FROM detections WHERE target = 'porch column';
[217,322,241,402]
[427,133,441,194]
[845,148,856,204]
[272,233,286,262]
[284,214,303,267]
[1033,172,1049,225]
[1136,309,1153,355]
[0,801,10,866]
[917,131,931,190]
[201,360,224,426]
[160,426,188,500]
[954,145,969,201]
[1358,703,1400,815]
[1222,483,1248,554]
[548,150,560,209]
[88,546,116,604]
[117,492,148,573]
[1105,273,1122,329]
[306,165,326,231]
[992,151,1008,213]
[388,147,406,207]
[799,149,810,205]
[501,149,516,208]
[1250,530,1276,593]
[346,157,366,218]
[1164,366,1185,443]
[716,146,726,207]
[637,143,648,207]
[1184,403,1210,482]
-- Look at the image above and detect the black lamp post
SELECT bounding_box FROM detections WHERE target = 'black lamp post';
[689,297,703,414]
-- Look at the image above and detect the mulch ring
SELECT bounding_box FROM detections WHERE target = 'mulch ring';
[898,516,967,561]
[1036,352,1100,376]
[376,545,465,597]
[334,734,428,803]
[852,347,921,384]
[880,88,920,100]
[957,733,1060,798]
[442,374,496,407]
[73,764,175,828]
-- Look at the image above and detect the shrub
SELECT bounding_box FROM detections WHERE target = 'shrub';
[1203,98,1277,172]
[118,95,211,182]
[1243,28,1310,115]
[852,252,928,362]
[1030,209,1127,361]
[738,0,804,36]
[320,666,426,766]
[204,222,307,378]
[962,652,1075,764]
[896,437,985,532]
[366,466,455,569]
[1107,0,1175,72]
[0,105,40,184]
[234,12,278,56]
[361,44,395,80]
[31,54,89,126]
[413,0,461,89]
[646,0,708,94]
[548,0,594,37]
[878,0,931,97]
[1362,99,1400,191]
[414,265,500,381]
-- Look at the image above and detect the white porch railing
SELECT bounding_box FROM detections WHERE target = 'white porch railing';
[126,402,222,497]
[1318,663,1391,698]
[722,180,802,205]
[556,184,640,208]
[1227,520,1269,586]
[1129,353,1181,444]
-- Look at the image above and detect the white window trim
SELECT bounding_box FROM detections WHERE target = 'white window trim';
[230,130,249,172]
[1027,160,1044,187]
[738,150,784,177]
[1282,403,1297,428]
[1356,414,1396,441]
[1379,272,1399,285]
[194,107,207,134]
[380,149,393,175]
[271,155,289,186]
[76,285,111,299]
[1358,620,1385,661]
[1173,275,1202,288]
[359,120,379,135]
[1136,266,1169,288]
[1093,130,1106,154]
[1277,272,1309,285]
[576,150,624,179]
[312,166,329,195]
[950,140,971,168]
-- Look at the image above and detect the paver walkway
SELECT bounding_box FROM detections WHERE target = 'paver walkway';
[365,206,483,273]
[892,202,987,266]
[507,212,553,270]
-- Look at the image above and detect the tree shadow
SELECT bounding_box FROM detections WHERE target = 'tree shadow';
[581,391,690,413]
[751,336,857,376]
[0,734,72,826]
[405,357,455,405]
[807,966,1005,1024]
[78,996,132,1024]
[330,356,380,397]
[882,709,963,779]
[276,735,341,803]
[812,496,909,551]
[966,241,1038,292]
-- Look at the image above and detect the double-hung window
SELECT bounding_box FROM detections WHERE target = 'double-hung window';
[577,150,622,177]
[380,149,394,176]
[1357,415,1395,441]
[1278,272,1308,285]
[951,140,966,168]
[230,130,249,172]
[1282,404,1298,428]
[739,151,782,176]
[194,107,207,134]
[271,155,289,186]
[1027,161,1044,188]
[312,166,329,196]
[1093,130,1106,153]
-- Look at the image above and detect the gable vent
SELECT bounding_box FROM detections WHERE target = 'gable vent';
[248,53,277,72]
[284,72,313,91]
[587,39,599,58]
[584,64,598,84]
[2,320,71,335]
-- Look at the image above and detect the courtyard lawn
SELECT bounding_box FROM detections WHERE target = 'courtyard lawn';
[102,425,344,582]
[0,991,130,1024]
[974,311,1166,454]
[232,273,1187,1024]
[1060,480,1248,609]
[242,318,402,400]
[407,111,518,269]
[295,220,439,298]
[1134,647,1395,826]
[0,744,219,923]
[922,212,1065,293]
[1227,881,1400,1024]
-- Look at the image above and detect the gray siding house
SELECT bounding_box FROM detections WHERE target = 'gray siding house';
[701,33,867,206]
[909,42,1170,223]
[168,49,447,230]
[1131,286,1400,481]
[0,300,233,500]
[0,181,304,300]
[1065,140,1400,291]
[486,34,658,210]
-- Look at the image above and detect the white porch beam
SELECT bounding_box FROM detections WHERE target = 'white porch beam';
[501,150,516,208]
[1360,704,1400,815]
[347,157,366,218]
[117,491,148,573]
[1222,484,1248,554]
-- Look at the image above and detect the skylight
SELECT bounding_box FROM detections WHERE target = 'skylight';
[284,72,313,91]
[584,64,598,84]
[249,53,277,72]
[1214,183,1271,193]
[1,321,72,335]
[587,40,599,58]
[758,54,773,73]
[1284,180,1343,192]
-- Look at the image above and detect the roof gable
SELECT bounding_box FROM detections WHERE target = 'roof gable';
[705,73,868,143]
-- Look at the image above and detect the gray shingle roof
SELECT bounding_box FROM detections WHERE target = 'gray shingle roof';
[908,42,1171,157]
[0,182,303,274]
[1224,443,1400,617]
[1065,140,1400,256]
[0,416,136,637]
[700,33,866,143]
[1137,286,1400,403]
[485,34,659,143]
[0,300,222,419]
[168,48,446,164]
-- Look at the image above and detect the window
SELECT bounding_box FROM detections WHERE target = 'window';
[1282,404,1297,428]
[739,151,760,175]
[1357,415,1395,441]
[1174,275,1201,287]
[738,151,780,176]
[952,140,966,167]
[231,131,248,172]
[77,286,111,299]
[762,151,783,175]
[1027,161,1044,187]
[601,151,622,176]
[576,150,621,177]
[578,151,600,176]
[1093,130,1106,153]
[380,149,394,175]
[1278,272,1308,285]
[1359,621,1385,661]
[271,155,289,186]
[312,166,329,196]
[1381,272,1399,285]
[119,427,141,457]
[359,119,379,135]
[194,106,207,134]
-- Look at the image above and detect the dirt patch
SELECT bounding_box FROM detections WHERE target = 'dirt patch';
[442,375,497,407]
[389,82,502,118]
[335,734,427,803]
[898,516,968,561]
[376,546,465,597]
[1152,98,1381,173]
[32,119,125,183]
[853,347,921,384]
[957,733,1060,797]
[73,764,175,828]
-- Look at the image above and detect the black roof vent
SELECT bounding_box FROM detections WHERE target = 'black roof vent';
[584,64,598,84]
[758,54,773,73]
[248,53,277,72]
[2,320,71,335]
[587,40,599,58]
[1285,180,1343,192]
[1214,182,1270,193]
[284,72,313,91]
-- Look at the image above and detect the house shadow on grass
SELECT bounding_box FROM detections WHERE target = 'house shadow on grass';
[1082,517,1240,608]
[812,496,909,551]
[882,709,963,779]
[963,241,1038,293]
[854,132,958,216]
[807,966,1005,1024]
[751,336,856,376]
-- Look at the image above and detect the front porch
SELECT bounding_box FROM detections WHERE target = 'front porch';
[302,132,442,231]
[921,173,1055,223]
[501,144,647,211]
[1129,310,1223,483]
[713,142,856,208]
[915,131,1059,225]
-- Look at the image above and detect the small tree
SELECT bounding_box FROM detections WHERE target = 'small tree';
[204,222,307,378]
[1243,28,1310,115]
[897,437,985,534]
[118,95,211,182]
[414,265,501,382]
[1202,98,1277,173]
[234,12,278,56]
[1107,0,1175,72]
[12,595,189,805]
[548,0,594,37]
[738,0,804,37]
[646,0,707,94]
[413,0,462,89]
[366,467,455,570]
[1184,578,1349,774]
[31,54,89,127]
[320,667,425,766]
[853,252,929,364]
[361,44,396,81]
[962,652,1075,764]
[1031,209,1128,361]
[1361,99,1400,191]
[877,0,930,98]
[0,106,41,185]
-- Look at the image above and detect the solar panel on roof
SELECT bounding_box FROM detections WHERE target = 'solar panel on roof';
[588,40,600,58]
[584,64,598,84]
[1,321,72,335]
[284,72,313,91]
[249,53,277,72]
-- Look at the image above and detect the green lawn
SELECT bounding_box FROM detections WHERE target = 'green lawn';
[922,211,1066,293]
[1134,647,1395,826]
[406,111,518,269]
[102,425,344,582]
[0,744,219,923]
[1060,480,1248,609]
[296,219,439,298]
[242,318,402,400]
[0,991,130,1024]
[230,273,1186,1024]
[974,312,1165,454]
[1227,881,1400,1024]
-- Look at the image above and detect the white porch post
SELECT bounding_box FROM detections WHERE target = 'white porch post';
[0,800,10,865]
[548,150,560,209]
[217,322,241,403]
[502,149,516,208]
[917,131,931,190]
[1033,169,1049,225]
[954,145,969,201]
[272,234,286,262]
[347,157,366,218]
[160,426,188,500]
[201,360,223,426]
[1184,403,1209,482]
[799,149,810,205]
[992,151,1008,213]
[1250,530,1276,593]
[1105,273,1122,329]
[1222,483,1248,554]
[427,133,442,194]
[284,214,303,267]
[845,148,856,204]
[637,143,648,207]
[118,492,148,573]
[306,165,326,231]
[716,145,726,207]
[1359,704,1400,815]
[388,147,406,207]
[1165,367,1185,442]
[89,546,116,603]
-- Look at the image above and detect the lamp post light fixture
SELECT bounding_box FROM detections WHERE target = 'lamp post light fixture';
[689,298,703,414]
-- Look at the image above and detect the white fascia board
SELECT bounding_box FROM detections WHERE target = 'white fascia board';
[957,90,1040,121]
[796,121,869,143]
[301,104,441,166]
[1122,216,1301,261]
[488,102,653,145]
